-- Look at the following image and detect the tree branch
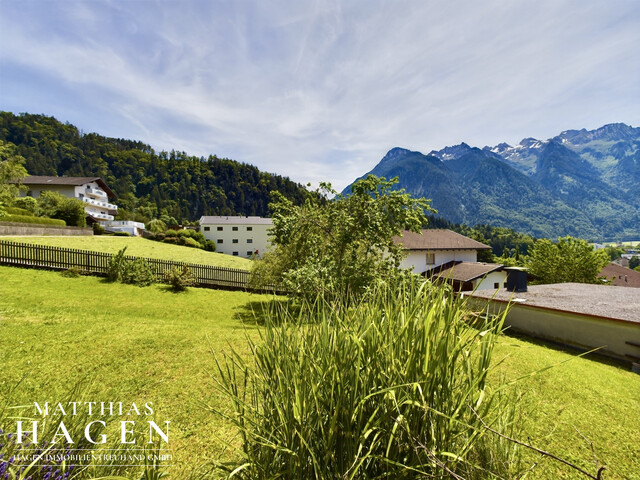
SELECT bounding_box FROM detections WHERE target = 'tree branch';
[470,407,606,480]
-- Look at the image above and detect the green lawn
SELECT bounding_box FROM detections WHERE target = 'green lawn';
[0,266,638,479]
[0,235,251,269]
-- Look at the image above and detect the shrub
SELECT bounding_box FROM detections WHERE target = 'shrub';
[154,232,166,241]
[0,214,66,226]
[93,222,105,235]
[182,236,203,249]
[177,228,207,244]
[213,280,519,479]
[164,230,178,238]
[36,191,86,227]
[4,206,33,216]
[106,247,128,282]
[114,231,130,236]
[204,239,216,252]
[120,258,156,287]
[12,195,37,213]
[163,236,178,244]
[164,265,195,292]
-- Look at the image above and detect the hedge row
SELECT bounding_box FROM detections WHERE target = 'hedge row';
[0,214,66,226]
[4,206,34,216]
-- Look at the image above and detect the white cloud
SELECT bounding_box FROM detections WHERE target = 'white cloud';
[1,0,639,190]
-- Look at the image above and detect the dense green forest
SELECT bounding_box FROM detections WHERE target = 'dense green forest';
[425,214,536,261]
[0,112,311,223]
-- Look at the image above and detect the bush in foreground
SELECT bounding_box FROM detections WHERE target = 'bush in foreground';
[107,247,156,287]
[213,280,520,479]
[164,265,196,292]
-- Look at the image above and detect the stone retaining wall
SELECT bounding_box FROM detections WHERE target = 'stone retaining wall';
[0,221,93,236]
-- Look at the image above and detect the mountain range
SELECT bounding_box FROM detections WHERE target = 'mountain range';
[344,123,640,241]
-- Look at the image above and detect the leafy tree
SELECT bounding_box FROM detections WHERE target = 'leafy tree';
[603,245,625,261]
[36,191,86,227]
[0,141,28,211]
[629,256,640,270]
[527,236,609,284]
[252,175,434,300]
[147,218,167,233]
[159,214,179,228]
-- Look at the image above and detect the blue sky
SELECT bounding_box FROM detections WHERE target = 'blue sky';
[1,0,639,190]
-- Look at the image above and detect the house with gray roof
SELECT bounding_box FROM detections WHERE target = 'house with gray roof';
[393,229,506,291]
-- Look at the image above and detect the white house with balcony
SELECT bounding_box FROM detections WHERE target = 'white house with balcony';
[393,229,507,291]
[199,216,272,258]
[19,176,145,235]
[20,176,118,222]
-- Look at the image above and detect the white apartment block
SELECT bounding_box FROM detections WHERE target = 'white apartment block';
[199,216,273,258]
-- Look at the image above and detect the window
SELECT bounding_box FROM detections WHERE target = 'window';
[494,282,500,289]
[232,252,238,256]
[232,226,238,231]
[247,251,253,256]
[247,226,253,231]
[217,226,223,231]
[204,226,210,231]
[217,239,223,244]
[247,238,253,244]
[232,239,238,244]
[426,253,435,265]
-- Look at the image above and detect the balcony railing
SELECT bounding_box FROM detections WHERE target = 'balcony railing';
[86,211,114,221]
[85,187,107,199]
[81,197,117,211]
[101,220,146,229]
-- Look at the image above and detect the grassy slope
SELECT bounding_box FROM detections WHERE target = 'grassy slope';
[0,266,638,478]
[0,235,251,269]
[491,336,640,479]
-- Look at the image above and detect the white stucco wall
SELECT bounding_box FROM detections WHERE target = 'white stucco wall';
[401,249,478,273]
[22,185,76,198]
[201,222,271,258]
[467,297,640,363]
[473,271,508,291]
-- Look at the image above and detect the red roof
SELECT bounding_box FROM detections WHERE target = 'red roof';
[600,262,640,288]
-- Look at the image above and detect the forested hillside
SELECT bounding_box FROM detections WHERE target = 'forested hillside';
[0,112,311,223]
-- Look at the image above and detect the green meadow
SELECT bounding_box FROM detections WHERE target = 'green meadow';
[0,265,638,479]
[0,235,252,269]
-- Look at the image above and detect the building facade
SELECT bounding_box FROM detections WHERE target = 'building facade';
[20,176,117,223]
[199,216,272,258]
[393,229,507,291]
[19,176,146,235]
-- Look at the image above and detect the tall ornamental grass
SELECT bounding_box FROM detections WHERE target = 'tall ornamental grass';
[213,280,520,479]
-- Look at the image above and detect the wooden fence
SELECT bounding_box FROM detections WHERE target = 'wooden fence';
[0,240,283,293]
